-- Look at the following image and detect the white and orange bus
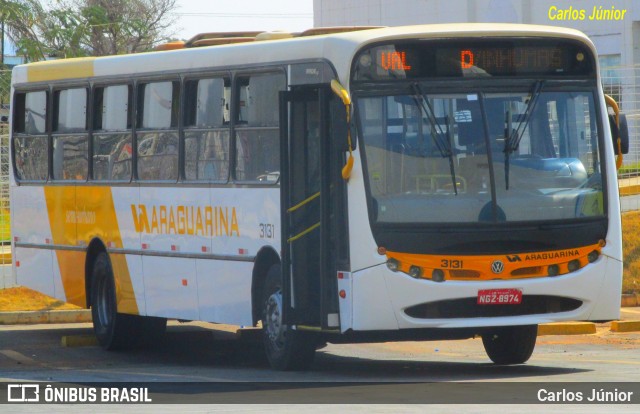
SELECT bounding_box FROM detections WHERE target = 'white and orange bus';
[10,24,628,370]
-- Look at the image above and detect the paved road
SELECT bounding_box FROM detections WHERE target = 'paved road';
[1,318,639,412]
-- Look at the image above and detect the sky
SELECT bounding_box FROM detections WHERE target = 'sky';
[172,0,314,41]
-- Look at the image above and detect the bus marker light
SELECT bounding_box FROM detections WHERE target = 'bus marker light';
[201,246,209,253]
[171,245,179,252]
[45,238,51,245]
[568,259,581,272]
[408,265,422,278]
[142,243,149,250]
[239,248,248,255]
[16,261,20,268]
[548,264,560,277]
[432,269,445,282]
[13,236,20,243]
[182,279,188,286]
[598,239,606,247]
[339,290,346,299]
[377,247,387,255]
[386,258,400,272]
[588,250,599,263]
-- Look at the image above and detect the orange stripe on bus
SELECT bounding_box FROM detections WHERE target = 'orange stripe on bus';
[45,186,139,314]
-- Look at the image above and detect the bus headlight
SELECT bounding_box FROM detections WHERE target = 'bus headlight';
[548,264,560,277]
[588,250,600,263]
[568,259,581,272]
[432,269,445,282]
[386,258,400,272]
[408,265,423,279]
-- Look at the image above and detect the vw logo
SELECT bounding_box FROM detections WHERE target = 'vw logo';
[491,260,505,274]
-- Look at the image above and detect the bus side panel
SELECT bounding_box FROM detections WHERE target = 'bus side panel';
[137,187,212,255]
[11,186,54,246]
[111,186,144,314]
[143,256,199,320]
[11,185,56,298]
[51,251,85,307]
[15,248,55,300]
[112,254,144,315]
[196,260,253,326]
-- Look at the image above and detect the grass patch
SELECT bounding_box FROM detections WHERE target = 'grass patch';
[0,286,81,312]
[0,209,10,244]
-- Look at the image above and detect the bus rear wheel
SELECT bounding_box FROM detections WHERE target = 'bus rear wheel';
[481,325,537,365]
[91,252,166,349]
[261,264,317,371]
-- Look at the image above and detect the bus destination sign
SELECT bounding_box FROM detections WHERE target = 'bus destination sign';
[354,39,594,81]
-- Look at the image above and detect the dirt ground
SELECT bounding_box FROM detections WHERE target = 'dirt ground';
[0,286,81,311]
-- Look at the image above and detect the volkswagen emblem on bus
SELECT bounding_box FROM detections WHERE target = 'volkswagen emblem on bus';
[491,260,505,274]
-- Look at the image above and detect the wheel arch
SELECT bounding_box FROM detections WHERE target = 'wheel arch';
[251,246,281,325]
[85,238,108,308]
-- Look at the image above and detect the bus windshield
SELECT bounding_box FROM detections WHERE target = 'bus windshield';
[356,83,604,224]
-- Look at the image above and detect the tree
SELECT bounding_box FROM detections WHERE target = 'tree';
[76,0,178,56]
[1,0,177,61]
[0,0,48,62]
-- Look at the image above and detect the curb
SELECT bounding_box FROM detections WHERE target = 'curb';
[619,184,640,196]
[537,322,596,336]
[610,320,640,333]
[0,309,91,325]
[61,334,99,347]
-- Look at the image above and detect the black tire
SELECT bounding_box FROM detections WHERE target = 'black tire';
[482,325,538,365]
[91,252,132,350]
[91,252,167,349]
[261,264,317,370]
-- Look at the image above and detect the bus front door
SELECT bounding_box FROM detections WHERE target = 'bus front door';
[279,86,346,330]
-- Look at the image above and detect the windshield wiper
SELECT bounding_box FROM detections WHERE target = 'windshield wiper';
[412,83,458,195]
[503,80,544,190]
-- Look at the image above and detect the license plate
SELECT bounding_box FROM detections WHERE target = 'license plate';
[477,288,522,305]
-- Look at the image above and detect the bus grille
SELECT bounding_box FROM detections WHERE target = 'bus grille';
[404,295,582,319]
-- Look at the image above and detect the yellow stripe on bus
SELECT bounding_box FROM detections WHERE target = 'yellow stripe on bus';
[27,58,96,82]
[45,186,139,314]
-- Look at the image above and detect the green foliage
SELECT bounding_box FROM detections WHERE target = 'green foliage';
[622,211,640,293]
[1,0,177,61]
[618,162,640,176]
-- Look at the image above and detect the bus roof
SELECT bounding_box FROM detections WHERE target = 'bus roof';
[12,23,595,86]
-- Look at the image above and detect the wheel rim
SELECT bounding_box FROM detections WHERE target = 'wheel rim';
[265,289,285,351]
[96,275,113,329]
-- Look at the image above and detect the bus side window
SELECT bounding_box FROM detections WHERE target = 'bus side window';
[234,72,285,183]
[52,88,89,181]
[136,81,180,181]
[13,90,49,181]
[92,84,133,181]
[184,77,230,182]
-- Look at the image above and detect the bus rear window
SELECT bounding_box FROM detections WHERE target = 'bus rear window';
[13,90,48,181]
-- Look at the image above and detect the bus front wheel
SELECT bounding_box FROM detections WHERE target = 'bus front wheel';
[261,264,317,370]
[481,325,537,365]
